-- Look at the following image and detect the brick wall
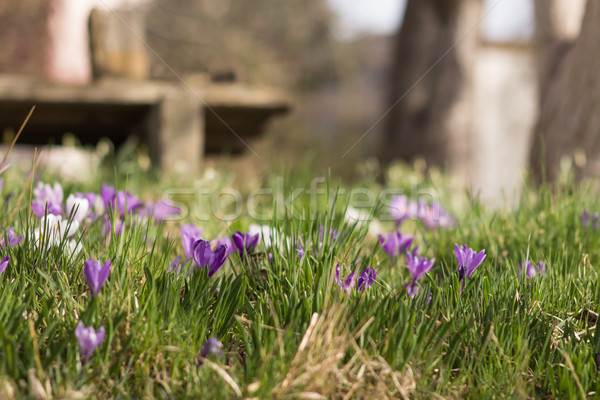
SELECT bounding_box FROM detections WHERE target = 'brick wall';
[0,0,54,77]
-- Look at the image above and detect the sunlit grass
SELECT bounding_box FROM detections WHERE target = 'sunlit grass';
[0,156,598,399]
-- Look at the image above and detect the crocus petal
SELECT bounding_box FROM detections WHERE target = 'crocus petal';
[170,256,182,273]
[66,194,90,224]
[467,250,486,278]
[95,327,106,346]
[526,262,536,279]
[101,184,116,210]
[232,232,244,254]
[0,255,8,274]
[248,233,259,250]
[181,224,203,260]
[99,260,111,287]
[454,244,465,266]
[193,239,212,269]
[208,245,228,278]
[343,272,356,294]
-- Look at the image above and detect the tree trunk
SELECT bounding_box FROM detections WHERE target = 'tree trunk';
[530,0,600,183]
[381,0,480,181]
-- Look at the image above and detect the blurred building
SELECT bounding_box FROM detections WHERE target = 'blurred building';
[0,0,150,83]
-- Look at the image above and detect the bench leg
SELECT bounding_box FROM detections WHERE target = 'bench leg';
[150,87,203,174]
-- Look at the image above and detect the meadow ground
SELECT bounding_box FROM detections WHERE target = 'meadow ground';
[0,152,598,399]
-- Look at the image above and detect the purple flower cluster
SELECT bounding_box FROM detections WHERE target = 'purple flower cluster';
[101,184,143,217]
[335,264,377,294]
[29,182,182,254]
[390,195,455,230]
[519,260,546,279]
[170,226,245,278]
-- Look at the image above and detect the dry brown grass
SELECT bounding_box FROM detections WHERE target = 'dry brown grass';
[271,307,415,400]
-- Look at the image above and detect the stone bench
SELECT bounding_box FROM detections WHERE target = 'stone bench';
[0,74,290,172]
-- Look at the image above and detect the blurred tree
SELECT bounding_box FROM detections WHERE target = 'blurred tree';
[529,0,600,183]
[145,0,337,90]
[380,0,480,180]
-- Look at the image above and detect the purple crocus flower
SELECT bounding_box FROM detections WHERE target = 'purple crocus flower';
[181,223,203,260]
[297,241,305,260]
[407,251,435,283]
[84,258,111,298]
[580,209,589,227]
[406,283,419,298]
[169,256,182,273]
[193,239,228,278]
[1,227,23,248]
[406,250,434,296]
[537,261,546,276]
[212,237,236,256]
[455,244,486,292]
[418,200,455,230]
[343,272,356,295]
[75,321,105,365]
[520,261,535,279]
[32,182,64,217]
[389,195,418,226]
[335,264,376,294]
[101,184,143,217]
[232,231,259,256]
[143,200,180,222]
[581,209,600,231]
[379,231,413,258]
[519,260,546,279]
[335,264,341,286]
[198,338,224,366]
[115,190,143,217]
[102,215,123,238]
[357,267,377,292]
[0,255,9,274]
[318,226,339,243]
[100,184,116,210]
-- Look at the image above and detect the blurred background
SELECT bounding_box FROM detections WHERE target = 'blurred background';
[0,0,596,204]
